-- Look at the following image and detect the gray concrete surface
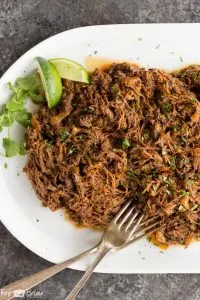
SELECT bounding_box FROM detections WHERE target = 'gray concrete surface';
[0,1,200,299]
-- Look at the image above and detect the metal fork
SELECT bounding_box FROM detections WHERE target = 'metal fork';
[0,201,163,300]
[65,201,163,300]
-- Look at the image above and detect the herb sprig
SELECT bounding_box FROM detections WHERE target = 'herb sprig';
[0,73,44,157]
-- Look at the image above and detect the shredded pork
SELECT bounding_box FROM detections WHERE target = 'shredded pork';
[24,63,200,247]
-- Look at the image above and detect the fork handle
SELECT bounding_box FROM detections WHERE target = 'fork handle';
[66,246,110,300]
[0,245,99,300]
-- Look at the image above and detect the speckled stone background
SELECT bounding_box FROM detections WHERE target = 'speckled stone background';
[0,1,200,299]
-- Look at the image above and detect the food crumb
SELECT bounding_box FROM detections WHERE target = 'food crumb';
[138,251,141,254]
[36,219,39,222]
[142,257,146,260]
[94,50,98,55]
[180,56,183,62]
[138,37,143,41]
[160,251,164,253]
[17,172,19,176]
[4,162,8,169]
[155,44,160,49]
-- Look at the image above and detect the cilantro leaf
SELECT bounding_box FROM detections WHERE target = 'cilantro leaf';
[29,91,45,104]
[3,138,20,157]
[19,142,26,155]
[122,138,130,150]
[58,128,70,141]
[0,72,44,158]
[16,74,41,90]
[16,74,45,104]
[6,81,28,112]
[0,111,14,127]
[16,76,38,90]
[6,96,26,112]
[7,82,19,94]
[14,111,32,127]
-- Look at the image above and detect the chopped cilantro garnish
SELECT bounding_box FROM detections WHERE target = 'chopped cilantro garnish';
[192,97,198,103]
[78,135,85,140]
[181,71,186,78]
[4,162,8,169]
[169,156,176,167]
[180,136,187,145]
[184,157,190,164]
[59,128,70,141]
[122,138,130,149]
[127,170,137,177]
[111,86,117,94]
[180,189,189,197]
[188,179,195,185]
[192,72,199,81]
[162,101,172,113]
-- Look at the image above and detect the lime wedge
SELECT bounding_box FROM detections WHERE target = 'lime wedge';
[50,58,89,83]
[35,57,62,109]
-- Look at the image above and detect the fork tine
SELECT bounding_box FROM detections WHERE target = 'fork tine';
[124,210,139,231]
[125,222,165,248]
[139,215,160,227]
[117,206,135,229]
[112,200,132,223]
[128,215,160,229]
[137,222,165,239]
[134,220,162,236]
[128,213,144,237]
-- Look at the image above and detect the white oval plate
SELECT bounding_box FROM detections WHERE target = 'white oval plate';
[0,24,200,273]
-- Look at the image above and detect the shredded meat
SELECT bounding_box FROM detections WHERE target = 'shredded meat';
[24,63,200,247]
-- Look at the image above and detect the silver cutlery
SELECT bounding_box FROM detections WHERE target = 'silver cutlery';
[0,201,163,300]
[66,200,163,300]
